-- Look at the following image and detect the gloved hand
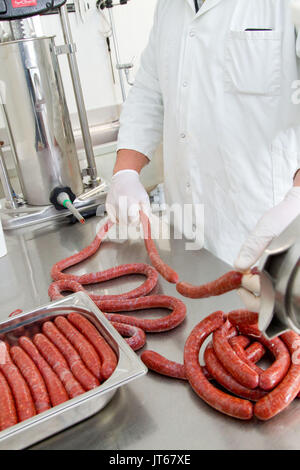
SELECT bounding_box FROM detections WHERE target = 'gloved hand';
[234,187,300,311]
[105,169,151,225]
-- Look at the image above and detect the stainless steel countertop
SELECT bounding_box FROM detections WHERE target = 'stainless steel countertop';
[1,217,300,450]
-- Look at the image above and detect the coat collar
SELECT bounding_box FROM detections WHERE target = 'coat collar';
[185,0,224,18]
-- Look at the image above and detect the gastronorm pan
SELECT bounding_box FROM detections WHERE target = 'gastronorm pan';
[0,292,147,450]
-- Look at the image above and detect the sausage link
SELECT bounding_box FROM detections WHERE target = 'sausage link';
[50,282,186,334]
[33,334,85,398]
[254,331,300,420]
[141,351,187,380]
[19,336,69,407]
[0,341,36,422]
[231,343,263,375]
[227,310,259,329]
[111,322,146,351]
[234,318,291,391]
[10,346,51,414]
[229,337,266,364]
[51,219,114,281]
[68,313,117,381]
[184,311,253,420]
[244,342,266,363]
[140,211,179,284]
[229,336,251,349]
[42,322,99,391]
[140,350,211,381]
[100,295,187,333]
[204,342,266,401]
[258,336,290,391]
[0,371,18,430]
[176,271,243,299]
[54,316,101,380]
[212,322,259,389]
[50,218,159,302]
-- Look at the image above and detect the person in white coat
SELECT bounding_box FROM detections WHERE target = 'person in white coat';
[106,0,300,304]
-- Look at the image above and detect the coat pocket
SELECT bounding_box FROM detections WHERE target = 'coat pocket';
[224,30,282,96]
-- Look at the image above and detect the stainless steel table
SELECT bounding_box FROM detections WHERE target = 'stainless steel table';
[0,217,299,450]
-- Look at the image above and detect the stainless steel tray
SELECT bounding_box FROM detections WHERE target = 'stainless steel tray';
[0,292,148,450]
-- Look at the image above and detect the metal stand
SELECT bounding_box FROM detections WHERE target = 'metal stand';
[59,4,99,187]
[97,0,133,102]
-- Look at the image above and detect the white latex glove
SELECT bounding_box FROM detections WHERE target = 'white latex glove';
[235,187,300,311]
[105,169,151,226]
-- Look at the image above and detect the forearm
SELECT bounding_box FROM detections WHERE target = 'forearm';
[113,149,150,175]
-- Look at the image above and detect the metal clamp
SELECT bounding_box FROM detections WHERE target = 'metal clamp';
[54,43,77,55]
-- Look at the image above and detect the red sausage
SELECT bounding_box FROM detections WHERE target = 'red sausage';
[111,322,146,351]
[184,311,254,420]
[141,351,187,380]
[51,219,114,281]
[68,313,117,381]
[140,211,179,284]
[33,334,85,399]
[10,346,51,414]
[235,321,291,391]
[204,342,266,401]
[42,322,99,391]
[231,342,263,375]
[140,350,211,381]
[227,310,259,329]
[50,218,159,302]
[176,271,243,299]
[245,342,266,363]
[0,341,36,422]
[49,280,186,334]
[254,331,300,420]
[212,322,259,389]
[258,336,290,391]
[100,295,187,333]
[19,336,69,407]
[0,371,18,430]
[229,335,251,349]
[54,316,101,380]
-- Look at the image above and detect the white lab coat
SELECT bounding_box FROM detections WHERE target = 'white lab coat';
[117,0,300,265]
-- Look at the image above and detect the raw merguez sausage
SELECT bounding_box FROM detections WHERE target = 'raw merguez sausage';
[111,322,146,351]
[49,281,187,335]
[140,210,179,284]
[183,311,254,420]
[212,321,259,389]
[18,336,69,407]
[33,334,85,399]
[176,271,243,299]
[0,342,36,422]
[254,331,300,420]
[141,351,188,381]
[0,371,18,431]
[54,316,102,380]
[42,322,99,391]
[203,342,266,402]
[68,313,118,381]
[49,214,187,349]
[10,346,51,414]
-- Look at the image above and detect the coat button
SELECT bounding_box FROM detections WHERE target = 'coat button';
[180,133,186,139]
[189,30,196,37]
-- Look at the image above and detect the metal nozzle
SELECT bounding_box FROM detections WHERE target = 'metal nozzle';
[56,192,85,225]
